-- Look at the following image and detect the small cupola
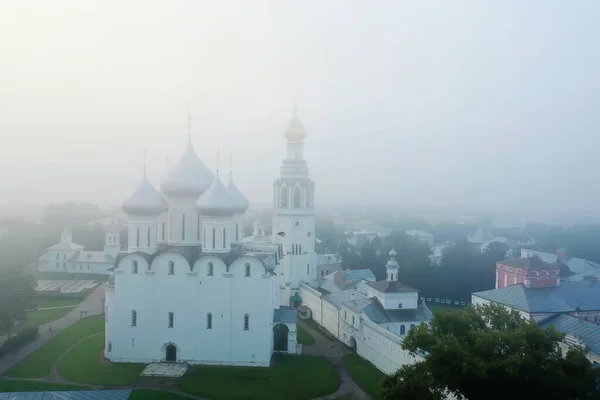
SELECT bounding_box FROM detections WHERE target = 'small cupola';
[385,248,400,282]
[283,108,307,141]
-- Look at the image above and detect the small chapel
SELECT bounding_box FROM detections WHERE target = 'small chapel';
[103,111,314,366]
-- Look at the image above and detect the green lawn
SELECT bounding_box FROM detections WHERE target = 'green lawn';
[60,333,146,385]
[4,315,105,378]
[297,326,315,345]
[26,307,74,326]
[129,389,190,399]
[343,353,386,399]
[0,380,89,392]
[181,354,340,400]
[35,296,84,309]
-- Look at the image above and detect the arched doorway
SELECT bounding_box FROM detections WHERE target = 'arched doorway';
[166,344,177,362]
[273,323,289,352]
[349,337,357,350]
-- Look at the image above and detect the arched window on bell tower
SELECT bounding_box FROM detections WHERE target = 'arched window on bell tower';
[306,187,311,208]
[293,187,302,208]
[280,186,288,208]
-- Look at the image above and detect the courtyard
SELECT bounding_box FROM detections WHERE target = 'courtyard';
[0,314,362,400]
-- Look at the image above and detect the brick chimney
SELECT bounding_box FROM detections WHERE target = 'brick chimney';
[557,248,568,262]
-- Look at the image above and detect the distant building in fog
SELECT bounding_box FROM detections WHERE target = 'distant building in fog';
[38,227,119,275]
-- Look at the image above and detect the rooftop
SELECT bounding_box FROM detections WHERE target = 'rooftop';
[69,250,115,264]
[273,306,298,324]
[539,314,600,356]
[366,280,418,293]
[363,301,433,324]
[499,255,559,270]
[473,280,600,313]
[0,390,131,400]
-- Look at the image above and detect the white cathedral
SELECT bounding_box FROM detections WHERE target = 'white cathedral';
[104,111,316,366]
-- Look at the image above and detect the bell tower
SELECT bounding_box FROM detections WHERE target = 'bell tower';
[272,108,317,306]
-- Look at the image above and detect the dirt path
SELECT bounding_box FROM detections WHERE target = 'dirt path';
[0,285,105,375]
[298,319,372,400]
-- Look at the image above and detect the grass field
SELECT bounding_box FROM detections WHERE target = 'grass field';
[4,315,104,378]
[129,389,190,399]
[35,292,90,309]
[59,333,146,385]
[297,326,315,345]
[0,380,89,392]
[180,354,340,400]
[343,353,386,399]
[25,307,74,326]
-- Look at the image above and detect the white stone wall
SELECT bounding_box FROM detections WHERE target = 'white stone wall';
[299,283,323,323]
[367,288,418,310]
[356,322,423,375]
[321,298,341,338]
[166,196,201,246]
[107,252,278,367]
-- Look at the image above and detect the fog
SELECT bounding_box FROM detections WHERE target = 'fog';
[0,1,598,215]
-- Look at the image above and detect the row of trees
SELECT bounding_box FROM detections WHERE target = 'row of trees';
[0,267,36,338]
[336,230,508,301]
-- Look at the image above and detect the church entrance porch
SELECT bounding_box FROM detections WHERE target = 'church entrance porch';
[273,323,289,352]
[165,344,177,362]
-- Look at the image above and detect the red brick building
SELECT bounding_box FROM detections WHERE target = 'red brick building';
[495,249,560,289]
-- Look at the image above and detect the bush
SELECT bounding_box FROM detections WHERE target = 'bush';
[0,326,39,358]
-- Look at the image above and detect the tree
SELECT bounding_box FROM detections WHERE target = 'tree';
[382,303,600,400]
[0,268,36,338]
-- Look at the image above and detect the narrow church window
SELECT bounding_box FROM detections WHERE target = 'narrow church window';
[207,313,212,329]
[131,310,137,326]
[245,263,251,277]
[306,264,309,275]
[400,325,405,335]
[307,231,311,237]
[212,228,216,249]
[182,215,186,240]
[136,227,140,247]
[162,223,165,241]
[281,186,288,208]
[410,324,415,330]
[107,341,112,352]
[293,187,301,208]
[147,227,151,247]
[299,244,302,254]
[168,312,174,328]
[168,261,174,275]
[306,189,311,207]
[352,316,355,324]
[398,303,403,309]
[236,223,239,242]
[203,228,206,248]
[208,262,214,276]
[132,260,138,274]
[243,314,249,330]
[197,215,200,241]
[223,228,226,248]
[344,311,347,320]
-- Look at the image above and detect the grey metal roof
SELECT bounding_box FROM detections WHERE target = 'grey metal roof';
[499,255,558,270]
[539,314,600,355]
[273,306,297,324]
[363,301,433,324]
[323,289,364,308]
[0,390,131,400]
[48,241,84,251]
[365,280,418,293]
[532,250,600,280]
[473,280,600,313]
[113,243,279,272]
[69,251,115,264]
[341,269,375,281]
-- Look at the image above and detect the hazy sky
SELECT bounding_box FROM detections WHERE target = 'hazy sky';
[0,1,599,214]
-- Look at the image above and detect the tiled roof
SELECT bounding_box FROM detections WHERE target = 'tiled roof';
[472,280,600,313]
[273,306,297,324]
[363,301,433,324]
[500,256,558,270]
[366,280,418,293]
[539,314,600,356]
[0,390,131,399]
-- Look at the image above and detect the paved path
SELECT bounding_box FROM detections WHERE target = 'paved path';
[298,319,371,400]
[31,305,77,311]
[0,285,105,375]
